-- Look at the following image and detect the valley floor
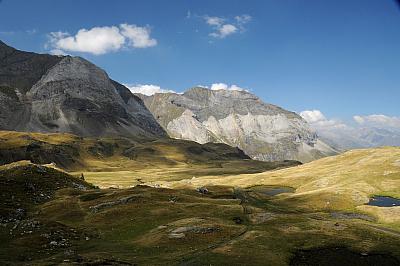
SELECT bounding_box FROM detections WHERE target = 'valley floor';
[0,143,399,265]
[1,183,399,265]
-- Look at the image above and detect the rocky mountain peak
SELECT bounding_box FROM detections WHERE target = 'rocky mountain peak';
[139,88,337,162]
[0,41,166,138]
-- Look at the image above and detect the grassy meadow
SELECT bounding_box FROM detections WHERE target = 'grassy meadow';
[0,131,399,265]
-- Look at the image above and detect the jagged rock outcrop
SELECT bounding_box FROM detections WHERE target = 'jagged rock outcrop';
[138,87,337,162]
[0,41,165,138]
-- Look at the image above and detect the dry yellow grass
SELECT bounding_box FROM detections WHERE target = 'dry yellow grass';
[0,131,77,148]
[0,130,295,186]
[1,141,400,264]
[2,130,398,228]
[155,147,400,226]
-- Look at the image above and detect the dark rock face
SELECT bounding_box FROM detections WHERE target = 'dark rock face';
[0,41,166,138]
[0,40,62,93]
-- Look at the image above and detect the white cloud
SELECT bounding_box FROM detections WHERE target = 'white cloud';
[120,23,157,48]
[210,24,237,38]
[205,16,225,26]
[47,24,157,55]
[353,115,365,124]
[353,114,400,129]
[235,15,252,25]
[303,110,400,131]
[300,110,400,150]
[125,84,176,96]
[210,83,247,92]
[49,26,124,55]
[124,83,248,96]
[300,110,326,124]
[49,49,67,56]
[203,14,251,39]
[300,110,348,130]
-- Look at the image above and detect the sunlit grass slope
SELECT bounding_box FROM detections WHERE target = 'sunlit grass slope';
[1,161,399,265]
[160,147,400,226]
[0,133,399,265]
[0,130,299,188]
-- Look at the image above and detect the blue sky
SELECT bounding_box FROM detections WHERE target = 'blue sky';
[1,0,400,123]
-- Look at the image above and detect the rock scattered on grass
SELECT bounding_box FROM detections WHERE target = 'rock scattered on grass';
[167,226,221,239]
[196,187,209,194]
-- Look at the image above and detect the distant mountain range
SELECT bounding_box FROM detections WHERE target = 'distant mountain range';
[313,125,400,151]
[0,40,337,162]
[300,110,400,151]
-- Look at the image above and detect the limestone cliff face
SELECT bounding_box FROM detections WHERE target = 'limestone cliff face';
[138,87,337,162]
[0,41,165,138]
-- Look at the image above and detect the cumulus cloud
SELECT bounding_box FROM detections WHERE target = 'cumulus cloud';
[47,24,157,55]
[210,83,248,92]
[124,84,176,96]
[203,14,251,39]
[48,27,124,55]
[300,110,326,124]
[300,110,348,129]
[120,23,157,48]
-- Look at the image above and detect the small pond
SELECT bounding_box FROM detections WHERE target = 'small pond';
[366,196,400,207]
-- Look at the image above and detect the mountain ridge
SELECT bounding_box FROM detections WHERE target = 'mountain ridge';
[136,87,337,162]
[0,41,336,162]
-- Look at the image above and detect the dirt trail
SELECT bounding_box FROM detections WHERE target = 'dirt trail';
[367,225,400,238]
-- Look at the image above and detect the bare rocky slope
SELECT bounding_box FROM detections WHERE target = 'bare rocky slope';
[0,40,165,138]
[138,88,337,162]
[0,40,335,162]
